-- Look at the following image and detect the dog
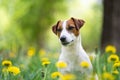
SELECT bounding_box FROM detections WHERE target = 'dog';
[52,17,98,80]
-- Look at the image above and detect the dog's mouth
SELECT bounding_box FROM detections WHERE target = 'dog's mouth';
[62,42,70,45]
[61,40,74,46]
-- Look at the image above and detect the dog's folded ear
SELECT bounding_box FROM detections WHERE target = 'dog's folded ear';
[71,17,85,30]
[52,20,61,35]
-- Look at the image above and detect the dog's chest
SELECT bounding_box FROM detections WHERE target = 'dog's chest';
[58,45,93,74]
[67,56,80,71]
[59,50,84,71]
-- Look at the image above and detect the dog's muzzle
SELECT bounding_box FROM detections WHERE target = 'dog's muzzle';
[60,36,69,45]
[60,36,73,46]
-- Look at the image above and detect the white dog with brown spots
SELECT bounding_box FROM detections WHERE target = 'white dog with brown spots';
[52,17,98,80]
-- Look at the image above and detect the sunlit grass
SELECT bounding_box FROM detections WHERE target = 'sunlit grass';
[0,45,120,80]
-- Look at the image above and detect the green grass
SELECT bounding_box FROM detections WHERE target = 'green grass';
[0,47,120,80]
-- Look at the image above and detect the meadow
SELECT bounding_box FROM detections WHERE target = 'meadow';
[0,0,119,80]
[0,45,120,80]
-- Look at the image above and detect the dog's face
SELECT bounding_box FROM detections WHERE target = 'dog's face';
[52,17,85,46]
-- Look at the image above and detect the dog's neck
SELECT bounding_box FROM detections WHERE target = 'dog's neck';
[61,35,84,55]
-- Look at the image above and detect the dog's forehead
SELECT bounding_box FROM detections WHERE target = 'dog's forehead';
[58,19,75,28]
[66,18,75,26]
[56,18,79,37]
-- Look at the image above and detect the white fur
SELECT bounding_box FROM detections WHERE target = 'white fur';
[60,20,76,45]
[58,20,98,80]
[59,36,92,72]
[60,20,75,43]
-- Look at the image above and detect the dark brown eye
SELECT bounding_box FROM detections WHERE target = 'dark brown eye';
[68,26,74,30]
[57,28,62,32]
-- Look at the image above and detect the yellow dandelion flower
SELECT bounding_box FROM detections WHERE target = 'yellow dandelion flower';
[41,58,49,62]
[112,70,119,75]
[51,72,62,79]
[39,49,46,57]
[62,74,76,80]
[8,66,20,75]
[105,45,116,53]
[107,54,119,63]
[113,61,120,68]
[56,61,67,68]
[42,61,51,66]
[2,60,12,67]
[102,72,114,80]
[41,57,51,66]
[80,61,90,68]
[27,47,35,57]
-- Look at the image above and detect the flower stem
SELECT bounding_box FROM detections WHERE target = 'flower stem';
[43,67,48,80]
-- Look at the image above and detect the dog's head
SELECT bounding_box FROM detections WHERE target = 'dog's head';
[52,17,85,46]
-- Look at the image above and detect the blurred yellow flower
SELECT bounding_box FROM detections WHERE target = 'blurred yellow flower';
[8,66,20,75]
[113,61,120,68]
[2,60,12,67]
[42,61,51,66]
[39,49,46,57]
[9,52,16,58]
[41,57,51,66]
[41,58,49,62]
[89,55,94,62]
[51,72,62,79]
[56,61,67,68]
[107,54,119,63]
[62,74,76,80]
[89,74,97,80]
[102,72,114,80]
[80,61,90,68]
[112,70,119,75]
[105,45,116,53]
[27,47,35,57]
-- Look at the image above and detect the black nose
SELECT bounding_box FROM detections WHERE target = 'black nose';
[60,36,66,42]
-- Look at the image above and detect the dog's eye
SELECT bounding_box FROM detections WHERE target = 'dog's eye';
[68,26,74,30]
[57,29,62,32]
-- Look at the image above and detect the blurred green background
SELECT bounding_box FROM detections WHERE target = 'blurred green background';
[0,0,102,53]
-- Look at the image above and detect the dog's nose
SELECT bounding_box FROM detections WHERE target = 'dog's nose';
[60,36,66,42]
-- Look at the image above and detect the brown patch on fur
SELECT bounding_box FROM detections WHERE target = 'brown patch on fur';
[52,20,61,35]
[66,19,80,36]
[71,17,85,30]
[56,21,63,37]
[52,17,85,37]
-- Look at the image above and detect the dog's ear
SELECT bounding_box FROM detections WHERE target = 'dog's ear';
[71,17,85,30]
[52,20,61,35]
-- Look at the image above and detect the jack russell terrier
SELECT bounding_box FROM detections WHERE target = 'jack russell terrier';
[52,17,98,80]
